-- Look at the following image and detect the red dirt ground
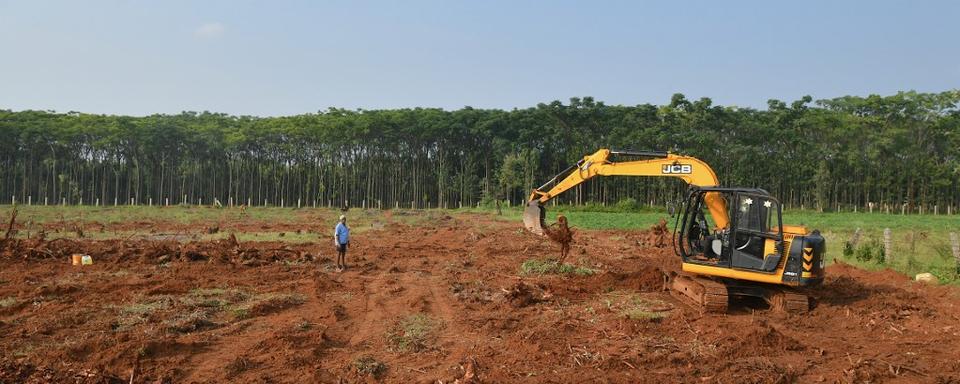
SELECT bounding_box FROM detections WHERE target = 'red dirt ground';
[2,212,959,383]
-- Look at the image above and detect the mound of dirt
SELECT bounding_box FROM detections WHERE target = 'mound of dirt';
[635,218,671,248]
[499,281,550,307]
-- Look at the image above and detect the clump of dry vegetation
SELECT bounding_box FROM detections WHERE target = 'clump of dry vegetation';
[387,314,439,352]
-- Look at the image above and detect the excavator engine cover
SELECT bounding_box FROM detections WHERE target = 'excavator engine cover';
[523,201,547,235]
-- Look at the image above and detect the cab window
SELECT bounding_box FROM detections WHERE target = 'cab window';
[735,195,780,234]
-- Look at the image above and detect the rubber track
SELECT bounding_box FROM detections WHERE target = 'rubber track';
[672,275,729,313]
[768,290,810,313]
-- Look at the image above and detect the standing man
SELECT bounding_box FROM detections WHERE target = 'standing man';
[334,215,350,271]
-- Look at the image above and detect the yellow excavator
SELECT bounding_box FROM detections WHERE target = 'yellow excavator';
[524,149,824,312]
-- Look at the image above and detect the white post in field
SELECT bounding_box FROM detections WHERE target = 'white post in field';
[883,228,893,263]
[950,232,960,271]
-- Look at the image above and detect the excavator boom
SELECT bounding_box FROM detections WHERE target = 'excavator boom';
[524,149,728,234]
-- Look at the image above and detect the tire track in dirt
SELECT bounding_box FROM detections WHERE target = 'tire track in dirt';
[322,262,473,381]
[346,268,458,347]
[178,277,324,382]
[347,271,401,347]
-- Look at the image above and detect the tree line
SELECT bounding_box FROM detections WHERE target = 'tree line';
[1,90,959,213]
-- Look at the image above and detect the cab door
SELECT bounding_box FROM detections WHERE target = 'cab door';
[675,189,732,267]
[730,193,784,272]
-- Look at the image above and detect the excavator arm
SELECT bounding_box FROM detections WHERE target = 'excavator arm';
[524,149,729,234]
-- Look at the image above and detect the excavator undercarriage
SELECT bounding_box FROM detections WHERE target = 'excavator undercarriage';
[671,274,810,313]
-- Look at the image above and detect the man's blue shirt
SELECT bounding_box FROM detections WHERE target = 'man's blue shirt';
[335,222,349,244]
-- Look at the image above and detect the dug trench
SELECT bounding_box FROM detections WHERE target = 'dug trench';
[1,213,959,383]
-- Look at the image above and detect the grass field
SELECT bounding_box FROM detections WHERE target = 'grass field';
[4,204,960,283]
[481,205,960,283]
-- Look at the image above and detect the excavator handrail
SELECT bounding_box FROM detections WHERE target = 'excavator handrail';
[608,149,669,157]
[533,162,581,192]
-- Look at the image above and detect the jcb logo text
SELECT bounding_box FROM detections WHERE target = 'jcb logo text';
[662,164,692,174]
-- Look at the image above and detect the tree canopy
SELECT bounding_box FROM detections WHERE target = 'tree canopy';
[2,90,958,211]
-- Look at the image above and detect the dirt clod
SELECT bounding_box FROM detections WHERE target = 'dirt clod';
[500,281,549,307]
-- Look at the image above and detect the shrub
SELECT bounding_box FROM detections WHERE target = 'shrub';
[604,291,670,322]
[387,314,437,352]
[854,239,885,264]
[842,242,855,259]
[354,356,387,378]
[520,259,594,276]
[0,297,17,308]
[622,307,666,321]
[615,197,639,211]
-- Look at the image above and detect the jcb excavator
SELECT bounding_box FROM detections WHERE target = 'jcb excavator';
[524,149,824,312]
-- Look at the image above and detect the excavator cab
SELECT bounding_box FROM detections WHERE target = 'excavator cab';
[675,186,825,284]
[675,187,785,272]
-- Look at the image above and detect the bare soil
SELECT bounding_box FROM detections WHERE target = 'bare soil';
[1,212,959,383]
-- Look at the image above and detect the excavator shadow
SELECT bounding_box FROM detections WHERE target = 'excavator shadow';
[729,295,772,312]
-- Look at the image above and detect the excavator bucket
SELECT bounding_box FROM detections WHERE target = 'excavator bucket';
[523,201,547,235]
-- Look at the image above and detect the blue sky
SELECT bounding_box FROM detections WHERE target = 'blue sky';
[1,0,958,116]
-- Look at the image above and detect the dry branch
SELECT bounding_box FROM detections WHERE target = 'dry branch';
[4,207,17,240]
